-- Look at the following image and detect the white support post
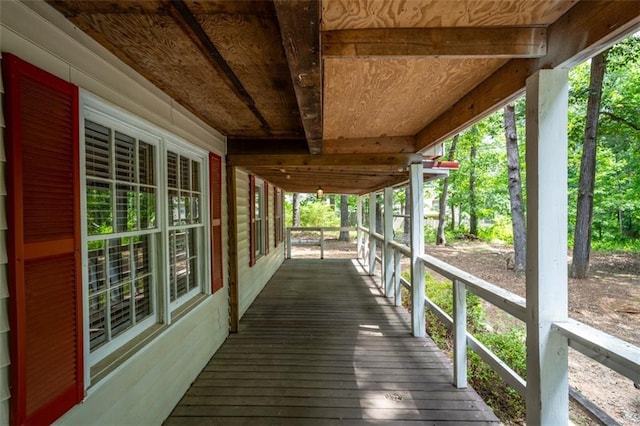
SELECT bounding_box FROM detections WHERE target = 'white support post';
[320,228,324,259]
[453,280,467,388]
[410,162,425,337]
[356,195,363,259]
[286,228,292,259]
[394,250,402,307]
[383,187,394,298]
[525,69,569,425]
[368,192,377,276]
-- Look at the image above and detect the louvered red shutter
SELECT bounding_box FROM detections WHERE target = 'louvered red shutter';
[264,184,269,255]
[280,190,285,243]
[273,188,279,248]
[209,153,223,293]
[249,174,256,266]
[3,54,83,425]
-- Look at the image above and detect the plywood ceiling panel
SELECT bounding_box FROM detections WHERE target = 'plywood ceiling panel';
[323,57,506,139]
[48,0,303,139]
[198,11,303,136]
[322,0,578,29]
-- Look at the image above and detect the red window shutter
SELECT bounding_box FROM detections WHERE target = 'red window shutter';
[280,190,285,243]
[209,153,223,293]
[3,54,83,425]
[248,174,256,266]
[264,184,269,255]
[273,188,279,248]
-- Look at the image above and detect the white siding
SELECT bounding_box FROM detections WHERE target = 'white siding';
[236,171,285,318]
[0,51,10,426]
[1,1,231,424]
[57,292,228,425]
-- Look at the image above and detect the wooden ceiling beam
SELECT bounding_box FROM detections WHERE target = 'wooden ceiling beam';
[416,0,640,151]
[227,153,423,167]
[322,27,547,58]
[322,136,416,154]
[166,0,272,134]
[227,138,309,155]
[274,0,322,155]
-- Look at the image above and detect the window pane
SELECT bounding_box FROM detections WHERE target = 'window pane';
[139,187,156,229]
[87,180,113,235]
[114,132,135,182]
[182,196,192,225]
[180,156,190,190]
[167,151,178,189]
[108,238,131,287]
[169,189,180,226]
[139,142,155,185]
[192,193,201,224]
[191,161,200,192]
[88,240,106,295]
[135,275,152,322]
[89,294,107,350]
[85,120,111,179]
[110,282,132,338]
[115,184,137,232]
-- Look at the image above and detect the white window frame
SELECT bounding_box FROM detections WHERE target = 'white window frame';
[165,139,208,312]
[80,92,211,389]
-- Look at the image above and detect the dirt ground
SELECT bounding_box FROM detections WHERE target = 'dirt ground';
[291,239,640,425]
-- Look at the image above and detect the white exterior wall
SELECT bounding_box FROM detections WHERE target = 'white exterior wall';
[236,170,285,318]
[1,1,230,424]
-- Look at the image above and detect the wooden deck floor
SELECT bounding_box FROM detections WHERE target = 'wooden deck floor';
[165,259,499,425]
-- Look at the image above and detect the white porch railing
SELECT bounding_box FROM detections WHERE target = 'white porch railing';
[360,225,640,420]
[286,226,356,259]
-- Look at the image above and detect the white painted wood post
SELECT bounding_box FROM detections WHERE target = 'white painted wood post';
[356,195,362,259]
[453,279,467,388]
[286,227,291,259]
[320,228,324,259]
[384,187,394,298]
[525,69,569,425]
[394,250,402,307]
[410,162,425,337]
[369,192,377,276]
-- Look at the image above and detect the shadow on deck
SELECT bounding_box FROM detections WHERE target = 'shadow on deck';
[165,259,499,425]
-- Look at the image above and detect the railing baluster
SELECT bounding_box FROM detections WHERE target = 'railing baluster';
[394,249,402,307]
[453,279,467,388]
[320,228,324,259]
[286,228,291,259]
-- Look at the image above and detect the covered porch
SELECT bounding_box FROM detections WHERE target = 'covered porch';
[166,258,499,425]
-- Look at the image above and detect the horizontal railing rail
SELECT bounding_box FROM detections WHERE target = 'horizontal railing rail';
[286,226,356,259]
[359,227,640,419]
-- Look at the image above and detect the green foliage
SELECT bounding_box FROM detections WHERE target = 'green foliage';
[299,201,340,227]
[477,216,514,244]
[419,271,526,424]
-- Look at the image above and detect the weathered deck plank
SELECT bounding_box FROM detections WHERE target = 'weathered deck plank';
[165,259,499,425]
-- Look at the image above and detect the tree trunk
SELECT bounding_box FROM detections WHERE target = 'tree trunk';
[504,104,527,273]
[339,195,350,241]
[437,135,459,245]
[469,138,478,236]
[571,50,608,279]
[450,204,455,230]
[292,192,301,226]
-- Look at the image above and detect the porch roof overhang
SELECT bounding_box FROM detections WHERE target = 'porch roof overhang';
[46,0,640,195]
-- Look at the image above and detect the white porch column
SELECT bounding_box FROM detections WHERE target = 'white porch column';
[410,162,425,337]
[383,187,394,297]
[368,192,377,276]
[525,69,569,425]
[356,195,363,259]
